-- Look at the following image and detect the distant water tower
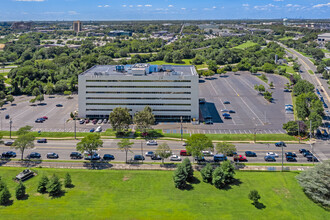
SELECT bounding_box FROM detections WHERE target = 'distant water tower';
[283,18,288,26]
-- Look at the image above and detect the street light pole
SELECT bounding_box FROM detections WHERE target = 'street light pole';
[74,114,77,140]
[9,118,12,139]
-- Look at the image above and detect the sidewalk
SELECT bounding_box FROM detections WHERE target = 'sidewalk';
[0,160,313,171]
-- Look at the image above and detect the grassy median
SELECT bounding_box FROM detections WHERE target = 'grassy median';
[0,167,328,219]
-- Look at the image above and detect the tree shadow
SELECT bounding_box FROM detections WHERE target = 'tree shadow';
[50,190,66,199]
[223,178,243,190]
[65,184,75,189]
[181,184,194,191]
[18,194,29,201]
[83,162,113,170]
[254,202,266,209]
[188,176,200,184]
[1,200,14,206]
[199,80,205,83]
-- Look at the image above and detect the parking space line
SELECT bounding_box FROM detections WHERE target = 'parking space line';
[244,130,247,134]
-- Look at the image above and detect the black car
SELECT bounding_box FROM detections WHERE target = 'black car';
[70,152,83,159]
[4,141,14,146]
[229,110,236,113]
[46,153,59,159]
[306,155,318,162]
[134,155,145,161]
[28,152,41,159]
[285,152,297,157]
[224,101,230,104]
[264,156,276,162]
[35,119,43,123]
[299,149,308,154]
[2,151,16,158]
[245,151,257,157]
[5,114,9,119]
[205,120,213,124]
[275,142,286,147]
[37,139,47,143]
[302,151,312,157]
[286,156,297,162]
[103,154,115,160]
[56,104,63,107]
[224,116,232,119]
[151,155,162,160]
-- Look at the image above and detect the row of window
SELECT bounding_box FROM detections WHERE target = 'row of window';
[86,80,191,83]
[86,97,191,100]
[86,85,191,88]
[86,91,191,94]
[86,109,191,112]
[86,103,191,106]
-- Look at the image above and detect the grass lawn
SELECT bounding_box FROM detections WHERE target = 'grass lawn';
[278,36,293,41]
[321,49,330,53]
[233,41,259,50]
[308,70,314,75]
[149,59,192,65]
[0,167,328,219]
[281,64,296,74]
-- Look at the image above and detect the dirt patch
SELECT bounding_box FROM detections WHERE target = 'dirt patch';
[34,193,41,196]
[273,188,291,198]
[123,175,130,181]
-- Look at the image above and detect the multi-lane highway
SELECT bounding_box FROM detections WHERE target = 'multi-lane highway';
[1,139,328,164]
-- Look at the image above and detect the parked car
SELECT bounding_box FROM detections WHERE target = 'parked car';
[299,149,308,154]
[182,142,187,146]
[227,151,237,156]
[306,155,318,162]
[221,109,229,112]
[286,156,297,162]
[266,152,279,157]
[79,119,85,124]
[201,151,214,157]
[170,155,182,161]
[134,155,145,161]
[199,98,206,104]
[56,104,63,107]
[229,110,236,113]
[222,113,230,117]
[70,152,83,159]
[35,119,43,123]
[145,151,154,157]
[85,119,90,124]
[233,155,247,162]
[5,114,10,119]
[180,150,191,156]
[146,140,158,145]
[264,156,276,162]
[205,120,213,124]
[97,119,103,124]
[46,153,59,159]
[27,152,41,159]
[213,154,227,162]
[103,119,108,124]
[92,119,97,124]
[303,151,312,157]
[2,151,16,158]
[90,128,95,133]
[285,152,297,157]
[42,116,48,120]
[283,89,292,92]
[84,153,101,160]
[95,126,102,132]
[103,154,115,160]
[245,151,257,157]
[194,156,206,162]
[37,138,47,143]
[151,155,162,160]
[224,101,230,104]
[275,142,286,147]
[224,116,232,119]
[4,141,14,146]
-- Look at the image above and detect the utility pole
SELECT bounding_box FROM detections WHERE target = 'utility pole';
[180,116,183,141]
[254,128,257,143]
[74,112,77,140]
[64,119,66,132]
[9,118,12,139]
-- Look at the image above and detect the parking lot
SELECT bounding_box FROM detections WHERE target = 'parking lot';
[158,72,294,134]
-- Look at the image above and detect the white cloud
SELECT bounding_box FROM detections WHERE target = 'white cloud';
[313,3,330,8]
[212,6,216,9]
[286,4,293,7]
[104,5,110,8]
[242,4,249,7]
[168,5,174,8]
[68,11,78,15]
[137,5,143,7]
[181,8,186,10]
[122,5,127,7]
[145,4,152,7]
[274,0,283,1]
[98,5,102,8]
[14,0,45,2]
[129,5,133,8]
[254,4,276,10]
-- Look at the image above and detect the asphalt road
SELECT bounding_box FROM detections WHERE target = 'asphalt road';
[1,139,327,164]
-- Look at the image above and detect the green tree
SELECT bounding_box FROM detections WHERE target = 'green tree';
[6,95,14,104]
[37,175,49,194]
[182,158,194,182]
[117,139,134,163]
[64,173,72,188]
[16,181,26,200]
[309,111,322,131]
[47,174,62,198]
[248,190,261,205]
[16,125,32,136]
[212,166,225,189]
[263,91,273,102]
[44,82,54,95]
[76,134,103,161]
[133,106,155,133]
[293,80,314,96]
[200,163,213,183]
[186,134,213,157]
[262,63,275,73]
[0,100,5,110]
[109,107,131,133]
[0,91,5,100]
[296,160,330,208]
[156,143,172,164]
[13,133,35,160]
[221,160,235,184]
[0,184,11,206]
[215,142,236,156]
[30,87,41,103]
[293,62,301,72]
[207,60,218,73]
[269,81,274,88]
[173,164,187,189]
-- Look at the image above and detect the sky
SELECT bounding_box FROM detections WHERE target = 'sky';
[0,0,329,21]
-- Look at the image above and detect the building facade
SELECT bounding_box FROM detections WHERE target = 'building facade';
[317,33,330,44]
[73,21,82,33]
[78,64,199,122]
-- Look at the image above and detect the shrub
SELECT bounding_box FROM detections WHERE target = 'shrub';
[16,181,26,200]
[221,160,235,184]
[200,163,213,183]
[47,174,62,197]
[37,175,49,194]
[212,167,225,189]
[248,190,261,205]
[64,173,72,188]
[173,164,187,189]
[182,158,194,182]
[0,185,11,205]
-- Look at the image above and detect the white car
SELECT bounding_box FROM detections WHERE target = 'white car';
[146,140,158,146]
[266,152,279,158]
[95,126,102,132]
[182,142,187,146]
[170,155,182,161]
[221,109,229,112]
[202,151,214,156]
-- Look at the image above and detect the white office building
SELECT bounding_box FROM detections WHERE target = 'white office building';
[78,64,199,122]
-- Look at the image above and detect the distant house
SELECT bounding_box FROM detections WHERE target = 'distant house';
[325,67,330,74]
[108,31,132,37]
[317,33,330,45]
[11,22,33,30]
[276,59,288,65]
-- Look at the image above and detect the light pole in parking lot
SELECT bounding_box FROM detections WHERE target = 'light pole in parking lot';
[74,113,77,140]
[9,118,12,139]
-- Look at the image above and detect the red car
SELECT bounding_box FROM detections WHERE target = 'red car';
[180,150,191,156]
[85,119,90,124]
[233,155,247,162]
[42,116,48,120]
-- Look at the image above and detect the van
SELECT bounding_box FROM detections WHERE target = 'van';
[214,154,227,162]
[180,150,191,156]
[95,126,102,132]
